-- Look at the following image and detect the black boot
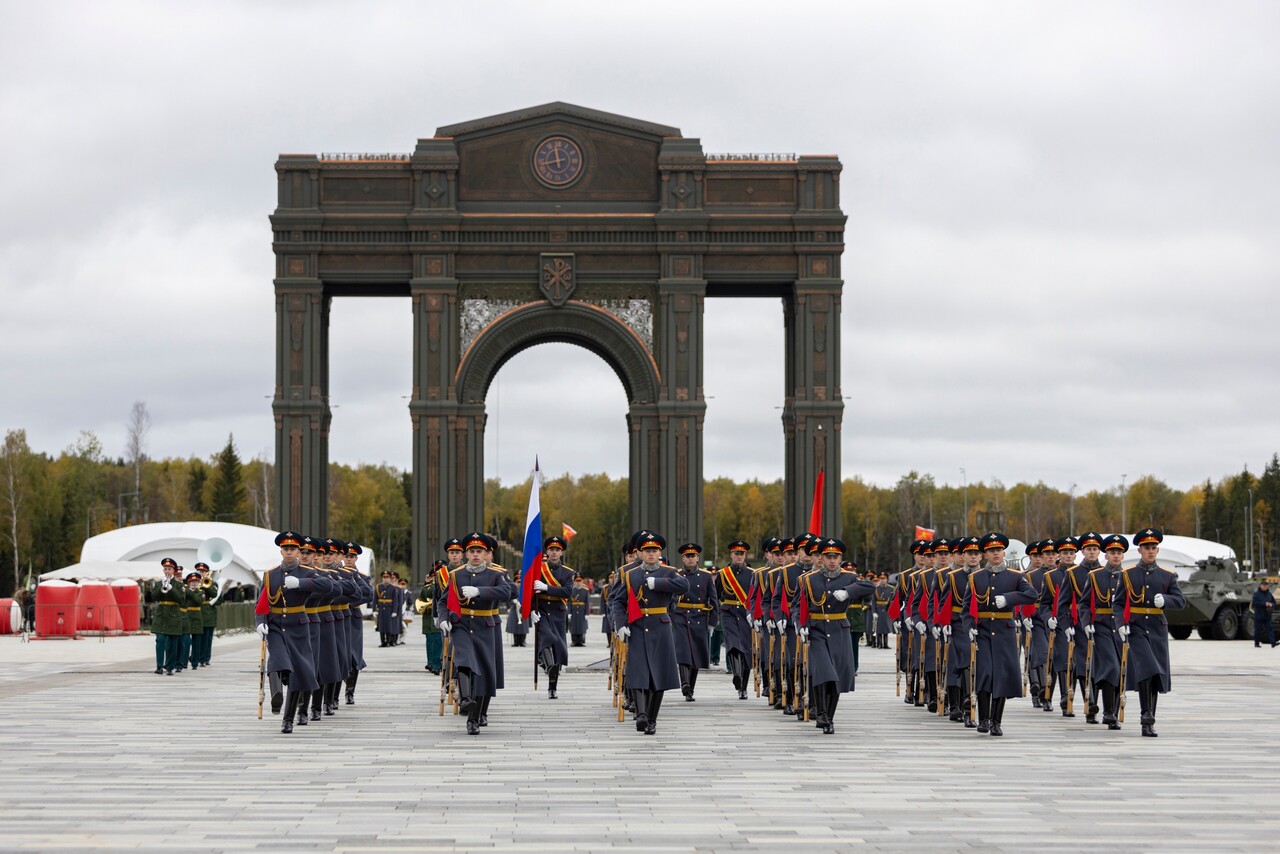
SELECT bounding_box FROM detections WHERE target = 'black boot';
[1083,677,1098,722]
[990,697,1005,737]
[824,688,839,735]
[814,683,831,729]
[271,686,284,715]
[1102,683,1121,729]
[948,686,964,722]
[977,692,991,734]
[905,672,916,705]
[456,670,475,714]
[962,676,977,728]
[645,691,663,735]
[345,669,358,704]
[479,696,490,726]
[324,683,337,715]
[633,690,650,732]
[1059,672,1074,717]
[466,704,481,735]
[925,672,938,713]
[295,691,310,726]
[679,664,693,700]
[281,689,298,734]
[548,666,559,700]
[687,667,699,701]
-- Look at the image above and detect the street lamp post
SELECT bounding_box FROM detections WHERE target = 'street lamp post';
[1192,502,1201,539]
[960,468,968,532]
[1121,474,1128,534]
[1069,483,1078,533]
[117,491,140,528]
[1247,488,1255,573]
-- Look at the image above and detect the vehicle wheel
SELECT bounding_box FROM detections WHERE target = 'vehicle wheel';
[1196,624,1214,640]
[1212,606,1239,640]
[1239,611,1255,641]
[1169,625,1193,640]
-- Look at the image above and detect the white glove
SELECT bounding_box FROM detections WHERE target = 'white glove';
[833,589,849,602]
[1084,623,1095,637]
[531,612,541,625]
[915,621,926,634]
[1022,618,1032,630]
[533,580,548,592]
[1153,593,1165,608]
[646,577,656,590]
[439,621,451,635]
[1048,617,1058,630]
[777,619,787,632]
[283,575,300,589]
[766,619,776,630]
[256,623,269,638]
[799,627,809,639]
[931,626,941,639]
[943,624,952,638]
[460,585,479,598]
[1066,627,1075,640]
[968,628,977,641]
[616,626,631,641]
[1118,625,1130,641]
[995,594,1007,608]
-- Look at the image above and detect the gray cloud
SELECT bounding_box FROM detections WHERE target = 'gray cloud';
[3,1,1278,497]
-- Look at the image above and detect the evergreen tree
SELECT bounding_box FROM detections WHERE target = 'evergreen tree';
[188,460,209,518]
[210,435,246,523]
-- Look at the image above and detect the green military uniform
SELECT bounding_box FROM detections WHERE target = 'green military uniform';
[418,575,442,673]
[846,598,867,675]
[150,563,184,674]
[197,573,219,666]
[179,578,201,670]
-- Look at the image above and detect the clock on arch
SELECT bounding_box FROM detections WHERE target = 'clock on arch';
[532,136,584,188]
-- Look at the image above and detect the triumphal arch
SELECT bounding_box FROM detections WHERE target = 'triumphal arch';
[271,103,845,572]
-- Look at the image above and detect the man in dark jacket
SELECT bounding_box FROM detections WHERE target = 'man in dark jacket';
[1253,581,1276,648]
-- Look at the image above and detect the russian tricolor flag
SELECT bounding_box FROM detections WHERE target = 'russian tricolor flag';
[519,458,544,620]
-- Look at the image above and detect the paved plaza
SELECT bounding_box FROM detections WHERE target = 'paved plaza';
[1,623,1277,852]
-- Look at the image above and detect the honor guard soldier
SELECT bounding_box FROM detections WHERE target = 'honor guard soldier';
[375,570,400,648]
[771,534,816,716]
[1117,528,1185,737]
[890,540,927,704]
[304,538,344,720]
[150,558,184,675]
[793,538,876,734]
[607,532,689,734]
[672,543,718,701]
[749,538,780,705]
[940,536,980,726]
[532,535,575,699]
[714,539,756,699]
[440,533,515,735]
[195,562,219,667]
[962,533,1038,735]
[609,533,648,713]
[1043,536,1079,714]
[1082,535,1128,730]
[760,537,791,707]
[873,573,893,649]
[1068,531,1106,721]
[1021,541,1050,707]
[341,542,372,703]
[255,531,339,734]
[914,540,943,713]
[842,560,868,673]
[569,575,590,646]
[319,538,357,716]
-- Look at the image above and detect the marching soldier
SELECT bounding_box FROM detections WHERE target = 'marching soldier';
[1043,536,1078,715]
[569,575,590,646]
[793,538,876,734]
[1067,531,1105,722]
[1082,534,1128,730]
[195,562,219,667]
[506,590,529,647]
[182,571,203,670]
[873,573,893,649]
[1022,541,1050,707]
[608,532,690,734]
[716,539,757,700]
[941,535,980,726]
[305,538,345,720]
[842,560,868,674]
[672,543,717,701]
[962,533,1038,736]
[771,534,815,716]
[532,535,575,699]
[891,540,928,705]
[439,532,515,735]
[150,558,184,675]
[375,570,400,648]
[255,531,339,734]
[749,538,779,705]
[340,542,372,704]
[1117,528,1185,737]
[914,540,943,713]
[418,560,446,674]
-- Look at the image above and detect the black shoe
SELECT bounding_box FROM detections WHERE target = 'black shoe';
[822,722,834,734]
[684,694,695,702]
[271,692,283,715]
[166,670,174,675]
[1086,714,1099,724]
[479,715,488,727]
[324,704,335,717]
[977,719,990,734]
[1104,716,1121,730]
[964,717,977,729]
[927,701,937,714]
[310,708,321,721]
[1062,709,1075,718]
[949,710,963,723]
[635,714,649,732]
[990,722,1003,737]
[548,689,557,699]
[738,689,747,700]
[466,720,480,735]
[783,705,795,716]
[154,668,163,675]
[345,691,355,705]
[1141,724,1158,737]
[644,722,656,735]
[281,716,293,734]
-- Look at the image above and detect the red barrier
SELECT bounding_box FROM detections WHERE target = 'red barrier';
[35,581,79,637]
[77,581,123,633]
[0,598,13,634]
[110,580,142,632]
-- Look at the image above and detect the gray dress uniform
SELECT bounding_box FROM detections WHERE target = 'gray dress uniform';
[671,567,717,699]
[791,565,876,734]
[444,561,516,734]
[533,562,575,669]
[608,560,690,733]
[1116,554,1185,736]
[1039,565,1074,711]
[961,564,1037,734]
[1081,566,1124,727]
[256,563,339,730]
[770,561,808,712]
[715,562,757,696]
[569,584,590,643]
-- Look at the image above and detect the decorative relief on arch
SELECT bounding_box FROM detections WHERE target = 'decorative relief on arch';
[459,294,653,355]
[590,298,652,352]
[460,298,522,353]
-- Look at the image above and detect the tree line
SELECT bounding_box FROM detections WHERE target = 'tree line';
[2,420,1276,592]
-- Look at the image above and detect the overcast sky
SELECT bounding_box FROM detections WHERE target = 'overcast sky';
[3,1,1277,496]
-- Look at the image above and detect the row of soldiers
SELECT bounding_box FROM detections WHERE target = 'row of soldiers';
[891,528,1184,736]
[254,533,375,734]
[149,560,221,674]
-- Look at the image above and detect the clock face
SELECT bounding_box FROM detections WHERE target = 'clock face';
[532,136,584,188]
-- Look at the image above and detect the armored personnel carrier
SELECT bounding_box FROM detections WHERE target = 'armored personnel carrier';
[1165,556,1272,640]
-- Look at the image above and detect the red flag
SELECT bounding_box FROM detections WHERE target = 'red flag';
[914,525,936,540]
[807,470,824,535]
[254,576,270,616]
[888,591,901,620]
[626,571,643,624]
[562,522,578,542]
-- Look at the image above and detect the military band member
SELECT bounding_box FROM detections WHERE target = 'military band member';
[608,532,690,734]
[532,535,575,700]
[672,543,717,701]
[150,558,183,675]
[181,571,203,670]
[375,570,401,648]
[1081,534,1128,730]
[793,538,876,734]
[1043,536,1078,714]
[255,531,339,734]
[195,562,219,667]
[1021,541,1050,707]
[1117,528,1185,737]
[440,532,515,735]
[341,542,372,703]
[418,560,447,674]
[1068,531,1105,722]
[963,533,1038,736]
[715,538,757,700]
[842,560,868,674]
[569,576,590,645]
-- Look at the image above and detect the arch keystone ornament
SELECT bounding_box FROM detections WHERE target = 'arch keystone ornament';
[270,102,845,574]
